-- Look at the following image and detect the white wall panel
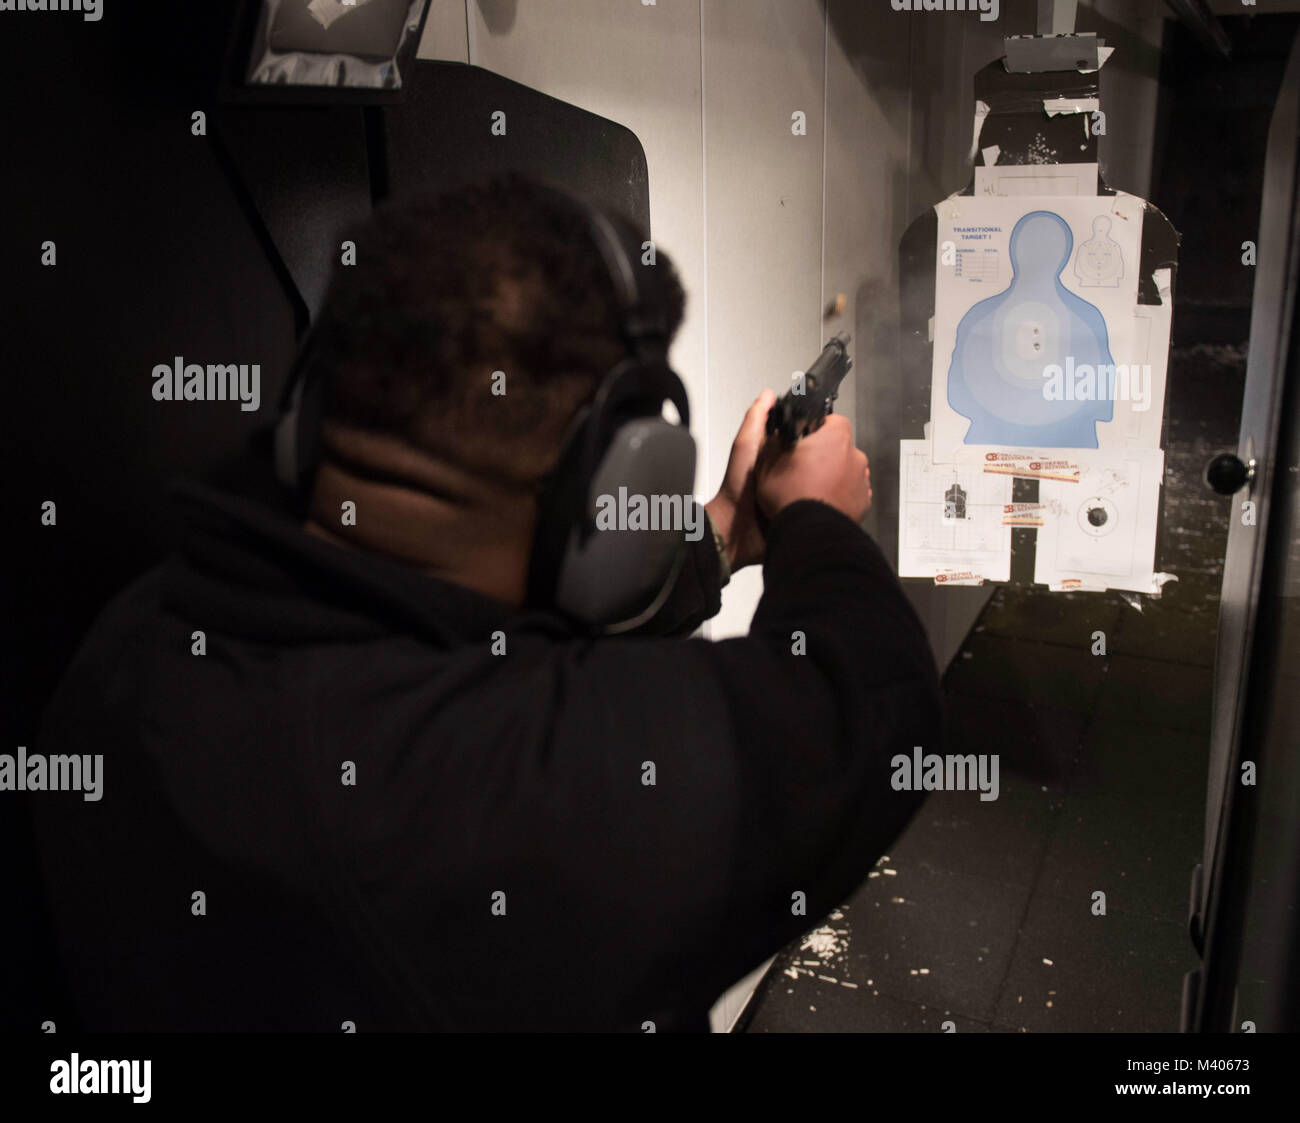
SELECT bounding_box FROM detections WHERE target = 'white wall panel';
[417,0,471,63]
[701,0,827,638]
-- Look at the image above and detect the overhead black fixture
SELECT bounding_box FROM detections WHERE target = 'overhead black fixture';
[221,0,432,104]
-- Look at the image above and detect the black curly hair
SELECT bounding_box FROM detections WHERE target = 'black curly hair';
[311,173,686,486]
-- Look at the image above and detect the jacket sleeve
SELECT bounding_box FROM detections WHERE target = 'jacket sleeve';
[553,498,944,1024]
[687,498,943,996]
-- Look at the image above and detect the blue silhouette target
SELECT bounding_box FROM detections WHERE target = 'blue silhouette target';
[947,210,1115,448]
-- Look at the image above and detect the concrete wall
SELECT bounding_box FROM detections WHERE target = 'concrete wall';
[416,0,1164,1030]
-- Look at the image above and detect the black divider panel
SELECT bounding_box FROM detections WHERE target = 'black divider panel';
[213,104,375,323]
[382,60,651,229]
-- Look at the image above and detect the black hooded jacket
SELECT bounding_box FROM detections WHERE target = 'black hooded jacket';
[29,444,941,1032]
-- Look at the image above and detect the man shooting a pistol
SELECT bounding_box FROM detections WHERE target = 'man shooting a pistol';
[31,174,942,1032]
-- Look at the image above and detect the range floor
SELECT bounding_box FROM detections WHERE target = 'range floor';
[742,345,1241,1033]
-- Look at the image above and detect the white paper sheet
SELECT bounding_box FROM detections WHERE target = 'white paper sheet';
[1033,448,1165,594]
[1043,97,1100,117]
[898,440,1013,583]
[929,192,1166,465]
[973,162,1099,197]
[1081,46,1116,73]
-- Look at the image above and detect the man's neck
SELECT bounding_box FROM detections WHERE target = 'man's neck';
[303,425,538,608]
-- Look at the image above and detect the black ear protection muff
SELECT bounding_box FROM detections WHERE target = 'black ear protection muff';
[272,183,697,633]
[523,185,696,632]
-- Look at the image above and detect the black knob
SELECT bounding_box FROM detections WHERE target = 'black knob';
[1205,452,1252,495]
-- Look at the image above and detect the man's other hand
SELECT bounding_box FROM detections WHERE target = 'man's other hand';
[705,389,775,572]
